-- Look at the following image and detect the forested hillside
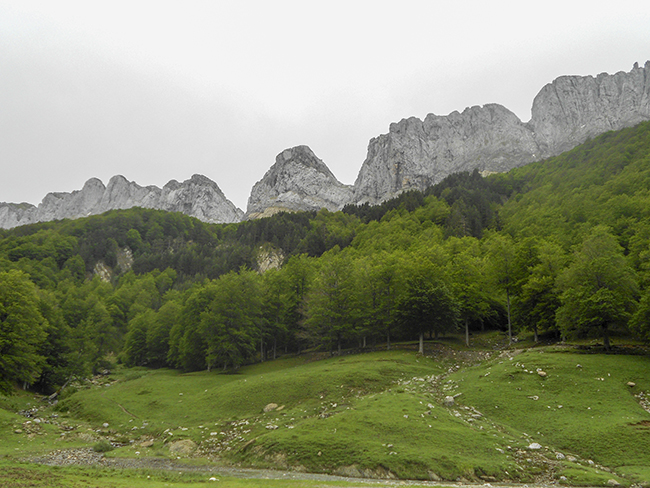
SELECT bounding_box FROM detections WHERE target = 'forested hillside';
[2,121,650,395]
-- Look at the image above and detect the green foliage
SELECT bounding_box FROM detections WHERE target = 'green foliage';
[3,120,650,393]
[396,269,459,352]
[92,439,114,453]
[0,270,48,392]
[201,270,262,371]
[556,227,639,349]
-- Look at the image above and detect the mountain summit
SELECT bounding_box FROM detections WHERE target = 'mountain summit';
[0,175,243,228]
[352,61,650,204]
[245,145,353,219]
[2,62,649,228]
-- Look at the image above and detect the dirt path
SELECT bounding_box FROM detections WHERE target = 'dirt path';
[29,448,575,487]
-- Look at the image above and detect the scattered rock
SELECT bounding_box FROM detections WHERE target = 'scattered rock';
[556,452,566,460]
[443,396,455,407]
[263,403,278,413]
[169,439,197,456]
[538,371,547,378]
[528,442,542,450]
[140,439,154,448]
[607,479,621,486]
[428,471,442,481]
[627,382,636,387]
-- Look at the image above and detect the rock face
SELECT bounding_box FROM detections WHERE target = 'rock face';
[0,174,243,229]
[531,61,650,157]
[3,62,649,225]
[353,61,650,204]
[245,145,353,219]
[353,104,540,204]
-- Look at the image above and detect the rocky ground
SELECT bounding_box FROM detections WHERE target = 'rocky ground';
[29,447,577,487]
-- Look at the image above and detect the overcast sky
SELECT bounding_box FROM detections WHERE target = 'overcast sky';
[1,1,649,211]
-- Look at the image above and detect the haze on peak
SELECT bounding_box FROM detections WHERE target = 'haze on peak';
[1,1,649,210]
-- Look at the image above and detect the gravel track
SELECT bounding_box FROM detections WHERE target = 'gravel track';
[29,448,568,487]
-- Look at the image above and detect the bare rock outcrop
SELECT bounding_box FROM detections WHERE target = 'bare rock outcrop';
[353,61,650,204]
[4,62,649,225]
[246,145,353,219]
[530,61,650,157]
[353,104,540,204]
[0,174,243,229]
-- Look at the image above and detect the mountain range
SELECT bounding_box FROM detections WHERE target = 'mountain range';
[2,61,649,229]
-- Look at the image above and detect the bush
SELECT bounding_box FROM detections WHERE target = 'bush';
[92,440,114,453]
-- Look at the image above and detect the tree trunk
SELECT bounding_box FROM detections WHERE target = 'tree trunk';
[363,336,367,348]
[419,332,424,354]
[603,326,611,351]
[387,330,391,351]
[273,338,277,360]
[506,288,512,344]
[533,323,538,343]
[465,317,469,347]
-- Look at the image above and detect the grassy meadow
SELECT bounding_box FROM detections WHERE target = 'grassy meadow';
[1,335,649,487]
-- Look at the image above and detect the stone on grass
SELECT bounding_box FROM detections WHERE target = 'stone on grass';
[263,403,278,413]
[169,439,197,456]
[528,442,542,450]
[443,396,455,407]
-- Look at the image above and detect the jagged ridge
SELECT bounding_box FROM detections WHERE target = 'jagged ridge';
[3,62,649,227]
[353,61,650,204]
[0,174,243,229]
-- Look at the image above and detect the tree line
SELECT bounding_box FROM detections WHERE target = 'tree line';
[3,121,650,393]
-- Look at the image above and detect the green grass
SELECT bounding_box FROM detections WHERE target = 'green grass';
[451,349,650,484]
[0,460,406,488]
[3,341,650,486]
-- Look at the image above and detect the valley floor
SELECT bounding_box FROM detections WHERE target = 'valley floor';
[2,334,650,488]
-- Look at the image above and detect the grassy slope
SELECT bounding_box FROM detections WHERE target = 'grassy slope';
[452,349,650,482]
[2,343,650,486]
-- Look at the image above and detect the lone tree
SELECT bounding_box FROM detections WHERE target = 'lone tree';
[556,227,638,350]
[396,275,458,354]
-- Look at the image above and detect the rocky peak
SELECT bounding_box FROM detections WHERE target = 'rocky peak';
[353,103,538,204]
[246,145,353,219]
[353,61,650,204]
[530,60,650,156]
[159,174,244,223]
[0,174,243,229]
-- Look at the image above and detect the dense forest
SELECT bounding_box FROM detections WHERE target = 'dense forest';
[2,121,650,394]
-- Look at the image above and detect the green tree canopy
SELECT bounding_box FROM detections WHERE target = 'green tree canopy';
[556,227,639,349]
[0,270,48,393]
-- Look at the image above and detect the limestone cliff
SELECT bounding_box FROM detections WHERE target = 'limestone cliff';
[353,61,650,204]
[4,62,649,225]
[245,145,353,219]
[0,174,243,229]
